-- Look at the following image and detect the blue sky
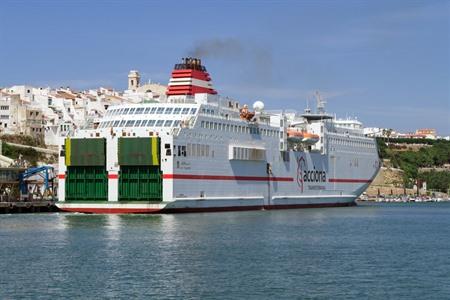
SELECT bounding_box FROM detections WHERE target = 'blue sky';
[1,0,449,135]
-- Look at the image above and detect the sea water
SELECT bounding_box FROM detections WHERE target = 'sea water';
[1,203,449,299]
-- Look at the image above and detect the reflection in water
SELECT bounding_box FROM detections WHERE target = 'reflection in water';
[1,204,450,299]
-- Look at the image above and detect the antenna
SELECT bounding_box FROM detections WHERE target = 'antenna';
[315,91,327,114]
[304,97,311,114]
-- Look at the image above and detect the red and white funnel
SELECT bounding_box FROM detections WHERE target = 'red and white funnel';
[166,58,217,96]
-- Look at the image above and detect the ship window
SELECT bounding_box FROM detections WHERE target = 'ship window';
[123,108,130,114]
[147,120,156,126]
[190,108,197,114]
[213,123,218,130]
[201,121,205,128]
[187,143,191,156]
[164,120,173,127]
[181,107,190,114]
[136,108,144,114]
[126,120,135,127]
[135,120,142,126]
[156,120,164,127]
[119,120,126,127]
[226,124,230,131]
[164,107,174,114]
[200,145,205,156]
[113,120,120,127]
[174,108,182,114]
[150,107,157,114]
[119,108,125,114]
[156,107,164,114]
[140,120,148,127]
[128,108,136,114]
[173,120,180,127]
[144,107,151,114]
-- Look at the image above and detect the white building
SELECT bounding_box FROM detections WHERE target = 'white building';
[0,70,166,146]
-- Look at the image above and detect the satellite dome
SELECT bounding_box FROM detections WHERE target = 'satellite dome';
[253,101,265,112]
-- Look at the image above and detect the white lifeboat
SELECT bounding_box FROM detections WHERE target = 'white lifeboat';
[287,128,320,144]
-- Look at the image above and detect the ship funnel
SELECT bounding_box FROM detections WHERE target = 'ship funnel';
[166,58,217,96]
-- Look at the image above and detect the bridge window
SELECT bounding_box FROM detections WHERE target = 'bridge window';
[156,120,164,127]
[163,120,173,127]
[181,107,190,114]
[190,108,197,114]
[147,120,156,126]
[174,108,182,114]
[128,108,136,114]
[135,120,142,126]
[164,107,174,114]
[119,120,126,127]
[156,107,164,114]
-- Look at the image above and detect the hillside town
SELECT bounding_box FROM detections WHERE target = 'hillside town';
[0,71,166,147]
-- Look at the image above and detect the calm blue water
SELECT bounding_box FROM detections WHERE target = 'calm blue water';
[1,203,449,299]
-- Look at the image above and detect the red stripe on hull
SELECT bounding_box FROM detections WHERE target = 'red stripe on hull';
[108,174,119,179]
[328,178,372,183]
[163,174,293,182]
[58,174,65,179]
[263,202,356,210]
[59,207,162,214]
[58,202,356,214]
[162,205,262,213]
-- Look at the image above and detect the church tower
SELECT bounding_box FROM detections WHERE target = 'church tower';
[128,70,140,91]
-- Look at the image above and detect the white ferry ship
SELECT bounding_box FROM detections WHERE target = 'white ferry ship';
[56,58,380,213]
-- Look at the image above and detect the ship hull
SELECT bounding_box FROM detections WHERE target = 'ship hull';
[56,195,357,214]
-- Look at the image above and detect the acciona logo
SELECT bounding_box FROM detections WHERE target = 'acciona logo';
[296,156,327,192]
[296,156,307,192]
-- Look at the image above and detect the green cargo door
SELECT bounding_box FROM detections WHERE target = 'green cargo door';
[118,137,160,166]
[119,166,162,201]
[66,138,106,166]
[66,166,108,201]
